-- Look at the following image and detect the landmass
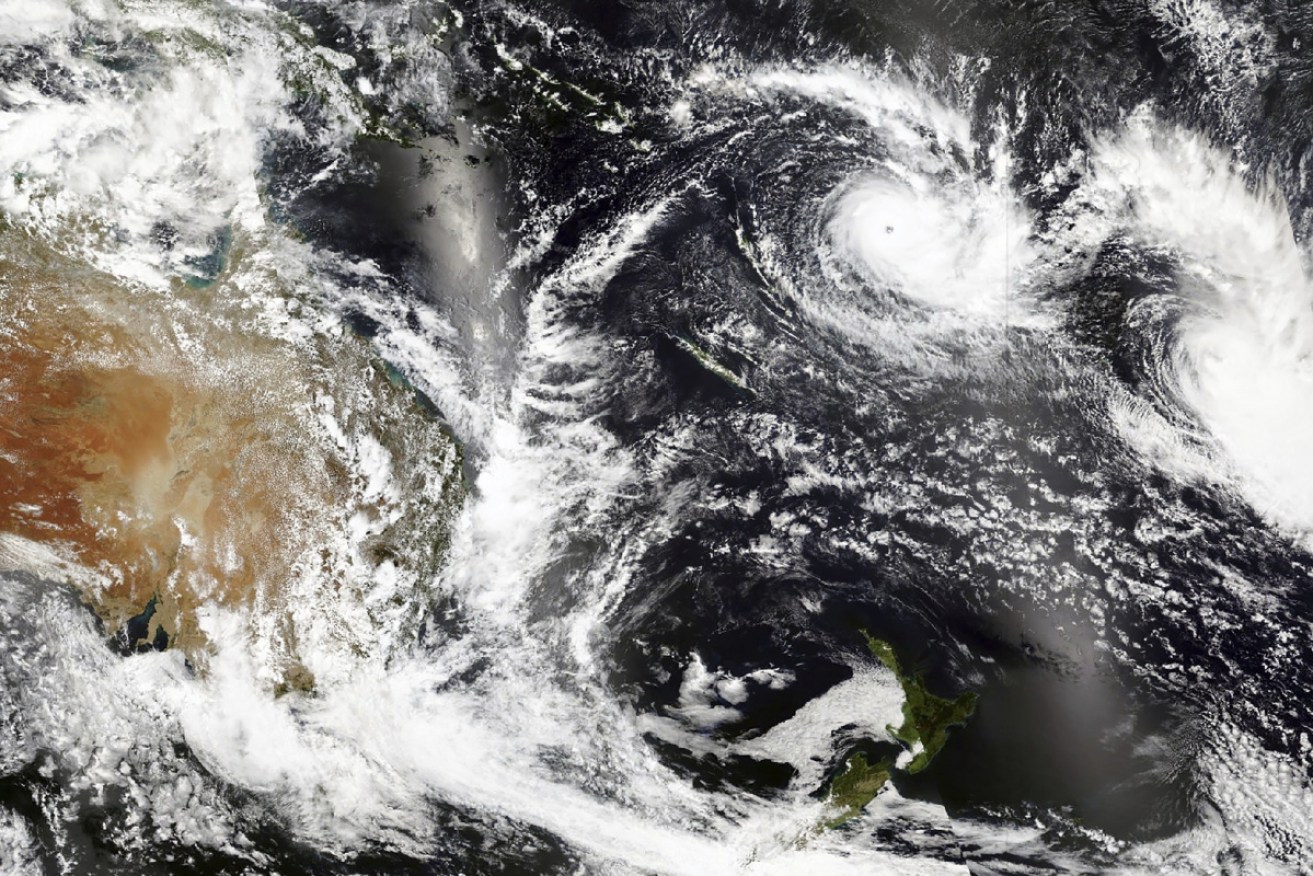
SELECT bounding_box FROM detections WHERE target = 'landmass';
[821,632,978,828]
[0,228,463,690]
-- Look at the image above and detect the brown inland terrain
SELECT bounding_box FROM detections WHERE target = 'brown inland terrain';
[0,328,284,654]
[0,230,460,691]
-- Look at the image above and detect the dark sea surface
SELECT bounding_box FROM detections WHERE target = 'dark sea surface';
[1,0,1311,874]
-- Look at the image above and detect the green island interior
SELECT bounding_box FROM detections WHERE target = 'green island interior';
[822,632,979,829]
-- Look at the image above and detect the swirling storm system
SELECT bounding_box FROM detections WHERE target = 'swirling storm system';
[1,0,1312,873]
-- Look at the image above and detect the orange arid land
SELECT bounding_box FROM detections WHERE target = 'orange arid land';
[0,227,461,688]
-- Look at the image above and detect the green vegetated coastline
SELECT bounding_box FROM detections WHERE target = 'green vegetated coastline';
[823,632,978,829]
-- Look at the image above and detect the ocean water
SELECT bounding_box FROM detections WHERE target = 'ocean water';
[1,1,1312,874]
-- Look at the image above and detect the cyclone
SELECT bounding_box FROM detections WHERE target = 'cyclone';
[1,1,1312,875]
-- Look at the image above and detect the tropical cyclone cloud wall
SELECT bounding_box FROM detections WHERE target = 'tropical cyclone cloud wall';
[0,0,1312,874]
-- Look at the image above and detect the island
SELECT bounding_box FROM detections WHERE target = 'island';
[822,632,978,828]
